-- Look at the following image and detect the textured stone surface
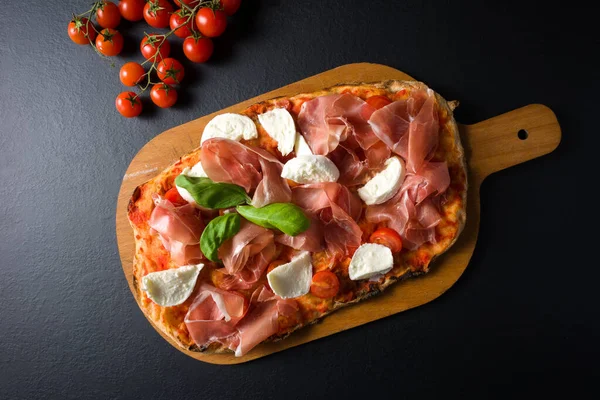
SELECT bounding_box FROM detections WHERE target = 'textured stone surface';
[0,0,598,398]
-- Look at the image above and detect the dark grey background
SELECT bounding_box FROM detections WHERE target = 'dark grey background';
[1,1,598,398]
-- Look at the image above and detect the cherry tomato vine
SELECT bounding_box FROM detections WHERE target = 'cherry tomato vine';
[68,0,240,118]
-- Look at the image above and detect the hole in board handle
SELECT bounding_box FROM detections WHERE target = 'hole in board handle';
[518,129,529,140]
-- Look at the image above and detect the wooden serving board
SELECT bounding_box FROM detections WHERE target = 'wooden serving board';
[115,63,561,364]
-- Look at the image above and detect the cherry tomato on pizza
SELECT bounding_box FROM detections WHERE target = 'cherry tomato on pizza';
[183,36,214,63]
[140,34,170,61]
[95,28,124,56]
[366,95,392,110]
[150,84,178,108]
[95,1,121,29]
[195,7,227,37]
[310,271,340,299]
[119,62,145,87]
[143,0,173,29]
[164,187,187,205]
[157,58,185,84]
[118,0,146,21]
[369,228,403,253]
[68,17,96,45]
[116,92,142,118]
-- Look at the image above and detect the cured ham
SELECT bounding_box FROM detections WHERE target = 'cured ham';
[200,138,291,207]
[217,220,276,290]
[292,183,362,256]
[275,215,324,252]
[368,89,439,173]
[148,195,204,265]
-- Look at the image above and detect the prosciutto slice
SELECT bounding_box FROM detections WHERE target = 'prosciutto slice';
[217,220,276,290]
[368,89,439,173]
[292,183,362,256]
[200,138,291,207]
[148,195,204,265]
[275,214,324,252]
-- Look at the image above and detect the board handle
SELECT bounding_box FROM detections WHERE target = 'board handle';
[460,104,561,181]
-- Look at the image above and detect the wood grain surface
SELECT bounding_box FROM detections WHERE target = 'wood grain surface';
[115,63,561,364]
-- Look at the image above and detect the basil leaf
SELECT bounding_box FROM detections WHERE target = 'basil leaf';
[236,203,310,236]
[200,213,241,262]
[175,175,250,209]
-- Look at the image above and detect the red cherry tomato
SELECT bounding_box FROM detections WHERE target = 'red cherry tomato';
[157,58,185,84]
[95,28,124,56]
[115,92,142,118]
[183,36,214,63]
[220,0,241,16]
[170,9,194,38]
[310,271,340,299]
[164,187,187,205]
[68,17,96,45]
[119,62,145,87]
[118,0,146,21]
[366,95,392,110]
[195,7,227,37]
[150,84,178,108]
[369,228,403,253]
[174,0,199,6]
[143,0,173,28]
[96,1,121,29]
[140,34,170,61]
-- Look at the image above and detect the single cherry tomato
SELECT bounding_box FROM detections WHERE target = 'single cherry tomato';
[183,36,214,63]
[170,9,194,38]
[310,271,340,299]
[118,0,146,21]
[115,91,142,118]
[95,28,124,56]
[68,17,96,45]
[164,187,186,205]
[369,227,403,253]
[140,34,170,61]
[150,83,178,108]
[157,58,185,84]
[96,1,121,29]
[195,7,227,37]
[220,0,241,16]
[366,95,392,110]
[143,0,173,28]
[119,62,145,87]
[174,0,199,6]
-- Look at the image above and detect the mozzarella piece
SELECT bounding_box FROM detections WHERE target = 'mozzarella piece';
[141,264,204,306]
[294,134,313,155]
[267,252,313,299]
[176,162,208,204]
[281,155,340,184]
[258,108,296,156]
[200,113,258,145]
[357,157,406,205]
[348,244,393,281]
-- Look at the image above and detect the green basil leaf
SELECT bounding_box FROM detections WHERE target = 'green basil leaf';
[175,175,250,209]
[200,213,241,262]
[236,203,310,236]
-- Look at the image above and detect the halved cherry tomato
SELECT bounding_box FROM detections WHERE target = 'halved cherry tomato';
[366,95,392,110]
[119,62,145,86]
[220,0,242,16]
[310,271,340,299]
[68,17,96,45]
[369,227,403,253]
[95,28,124,56]
[96,1,121,29]
[170,9,194,38]
[164,187,187,205]
[143,0,173,28]
[115,92,142,118]
[150,83,178,108]
[195,7,227,37]
[157,58,185,84]
[140,34,170,61]
[183,36,214,63]
[118,0,146,21]
[267,260,286,274]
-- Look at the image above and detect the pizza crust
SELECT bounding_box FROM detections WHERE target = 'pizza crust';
[128,80,468,355]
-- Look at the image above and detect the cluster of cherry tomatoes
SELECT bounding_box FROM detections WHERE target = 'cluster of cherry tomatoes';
[67,0,241,117]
